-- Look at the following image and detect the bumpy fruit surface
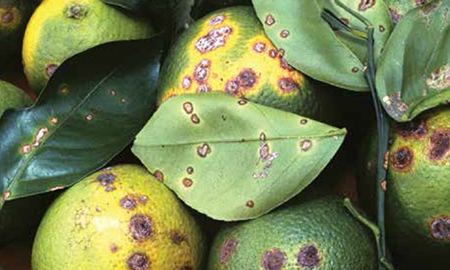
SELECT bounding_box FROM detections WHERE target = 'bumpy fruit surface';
[23,0,155,92]
[158,7,330,118]
[359,107,450,268]
[207,196,377,270]
[32,164,205,270]
[0,80,32,118]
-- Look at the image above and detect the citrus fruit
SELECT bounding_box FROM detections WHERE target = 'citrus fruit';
[32,164,205,270]
[0,80,33,118]
[207,196,377,270]
[359,106,450,268]
[0,0,36,68]
[22,0,155,92]
[157,6,333,118]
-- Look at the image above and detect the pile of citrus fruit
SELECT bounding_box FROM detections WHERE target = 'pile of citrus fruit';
[1,0,449,270]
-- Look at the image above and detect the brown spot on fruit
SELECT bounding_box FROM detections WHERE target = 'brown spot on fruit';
[130,214,153,242]
[297,245,320,268]
[110,244,118,253]
[2,12,13,24]
[359,0,375,11]
[279,58,293,71]
[45,64,58,78]
[182,76,192,90]
[429,130,450,161]
[96,173,116,186]
[197,84,210,93]
[236,69,257,89]
[391,147,413,172]
[154,170,164,182]
[265,14,275,26]
[396,119,428,139]
[269,49,277,58]
[261,248,285,270]
[246,200,254,208]
[139,196,148,204]
[104,185,116,192]
[219,238,238,264]
[171,232,184,245]
[65,3,88,20]
[197,143,211,157]
[280,30,290,38]
[182,178,193,187]
[127,252,150,270]
[194,60,211,82]
[120,196,137,210]
[429,216,450,240]
[209,14,225,26]
[196,26,233,54]
[183,102,194,114]
[254,42,267,53]
[191,114,200,124]
[278,78,297,93]
[225,80,240,95]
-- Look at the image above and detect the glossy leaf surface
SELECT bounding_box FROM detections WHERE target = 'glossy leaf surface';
[132,93,346,221]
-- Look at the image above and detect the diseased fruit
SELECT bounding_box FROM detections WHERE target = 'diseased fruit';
[22,0,155,92]
[32,164,205,270]
[207,196,377,270]
[358,106,450,268]
[157,6,336,120]
[0,0,37,68]
[384,0,434,24]
[0,80,33,118]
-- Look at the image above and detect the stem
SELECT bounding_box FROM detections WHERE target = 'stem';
[331,1,392,269]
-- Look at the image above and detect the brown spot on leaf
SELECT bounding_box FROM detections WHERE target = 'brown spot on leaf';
[246,200,254,208]
[50,117,58,125]
[300,140,312,151]
[219,238,238,264]
[187,167,194,174]
[300,119,308,125]
[120,196,137,210]
[396,119,428,139]
[265,14,275,25]
[197,143,211,157]
[2,191,11,200]
[389,7,402,24]
[191,114,200,124]
[278,78,297,92]
[154,170,164,182]
[85,113,93,121]
[297,245,320,268]
[238,99,247,105]
[182,178,193,187]
[120,98,126,104]
[183,102,194,114]
[280,30,290,38]
[45,64,58,78]
[359,0,375,11]
[390,147,413,172]
[261,248,285,270]
[379,25,385,32]
[110,89,117,96]
[21,144,31,154]
[127,253,150,270]
[130,214,153,242]
[429,130,450,161]
[352,67,359,73]
[429,216,450,240]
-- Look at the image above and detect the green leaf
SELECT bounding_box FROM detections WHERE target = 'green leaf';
[252,0,393,91]
[376,1,450,122]
[0,38,162,208]
[100,0,195,34]
[132,93,346,221]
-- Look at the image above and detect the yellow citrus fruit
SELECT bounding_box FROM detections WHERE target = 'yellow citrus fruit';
[23,0,155,92]
[207,196,377,270]
[157,7,326,116]
[32,164,205,270]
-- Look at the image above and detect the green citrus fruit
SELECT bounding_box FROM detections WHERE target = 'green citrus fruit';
[157,7,334,119]
[22,0,155,92]
[0,0,36,68]
[207,196,377,270]
[0,80,33,118]
[359,106,450,268]
[32,164,205,270]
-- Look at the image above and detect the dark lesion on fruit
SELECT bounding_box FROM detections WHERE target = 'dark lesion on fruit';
[261,248,286,270]
[358,0,375,11]
[390,147,414,172]
[219,237,238,264]
[170,231,185,245]
[127,252,150,270]
[395,118,428,139]
[428,216,450,241]
[120,196,138,210]
[64,3,88,20]
[429,129,450,161]
[129,214,153,242]
[297,245,320,268]
[45,64,59,78]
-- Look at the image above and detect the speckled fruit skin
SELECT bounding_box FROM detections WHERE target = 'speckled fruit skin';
[207,196,377,270]
[359,106,450,268]
[32,164,205,270]
[157,7,332,119]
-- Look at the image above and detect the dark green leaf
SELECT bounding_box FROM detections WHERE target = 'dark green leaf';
[132,93,346,221]
[0,38,162,208]
[252,0,393,91]
[376,1,450,121]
